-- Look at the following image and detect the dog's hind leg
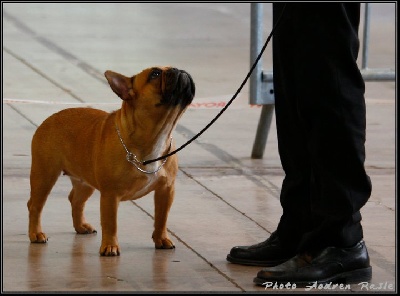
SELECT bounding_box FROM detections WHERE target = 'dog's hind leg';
[152,184,175,249]
[68,178,96,234]
[28,163,60,243]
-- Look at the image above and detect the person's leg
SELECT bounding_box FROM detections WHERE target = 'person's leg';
[227,3,371,268]
[255,3,372,284]
[226,3,313,266]
[278,2,371,251]
[273,2,314,249]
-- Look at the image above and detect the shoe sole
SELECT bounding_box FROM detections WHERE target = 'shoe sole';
[253,266,372,286]
[226,254,287,267]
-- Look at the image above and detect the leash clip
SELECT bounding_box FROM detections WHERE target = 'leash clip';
[116,125,172,174]
[126,152,142,165]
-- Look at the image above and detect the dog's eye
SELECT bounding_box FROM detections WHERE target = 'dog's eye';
[149,69,161,80]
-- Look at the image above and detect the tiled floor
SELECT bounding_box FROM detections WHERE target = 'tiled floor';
[2,2,396,293]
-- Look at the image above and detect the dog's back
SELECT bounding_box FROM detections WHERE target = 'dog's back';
[30,107,110,186]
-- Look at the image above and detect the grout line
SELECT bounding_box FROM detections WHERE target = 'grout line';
[179,168,273,234]
[3,10,107,85]
[3,48,85,103]
[130,200,246,292]
[175,124,281,199]
[6,104,39,128]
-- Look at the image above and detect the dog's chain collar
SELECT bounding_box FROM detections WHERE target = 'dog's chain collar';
[116,126,171,174]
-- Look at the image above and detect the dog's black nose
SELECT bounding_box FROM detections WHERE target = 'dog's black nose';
[178,71,195,107]
[161,68,195,108]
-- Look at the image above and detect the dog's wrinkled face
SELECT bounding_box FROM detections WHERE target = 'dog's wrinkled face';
[104,66,195,110]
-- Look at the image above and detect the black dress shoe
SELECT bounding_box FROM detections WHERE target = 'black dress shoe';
[227,232,297,267]
[253,240,372,286]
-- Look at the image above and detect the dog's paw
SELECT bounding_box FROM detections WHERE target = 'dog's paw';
[75,223,97,234]
[154,238,175,249]
[29,232,48,243]
[99,245,120,256]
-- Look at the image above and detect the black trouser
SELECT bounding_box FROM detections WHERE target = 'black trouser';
[272,3,372,252]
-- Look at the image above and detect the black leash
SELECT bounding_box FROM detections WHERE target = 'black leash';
[143,4,286,166]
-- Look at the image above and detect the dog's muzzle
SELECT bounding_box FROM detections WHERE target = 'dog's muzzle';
[161,68,195,108]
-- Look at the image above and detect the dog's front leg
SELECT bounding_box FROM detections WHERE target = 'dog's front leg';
[99,194,120,256]
[152,184,175,249]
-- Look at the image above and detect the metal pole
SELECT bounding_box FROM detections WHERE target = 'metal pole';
[249,3,263,105]
[251,104,275,159]
[361,3,370,69]
[250,3,275,159]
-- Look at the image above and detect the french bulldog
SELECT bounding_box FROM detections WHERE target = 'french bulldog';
[27,66,195,256]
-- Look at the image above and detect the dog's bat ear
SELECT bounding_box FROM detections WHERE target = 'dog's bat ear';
[104,71,135,101]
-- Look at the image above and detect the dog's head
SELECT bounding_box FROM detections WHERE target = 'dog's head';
[104,66,195,147]
[104,66,195,110]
